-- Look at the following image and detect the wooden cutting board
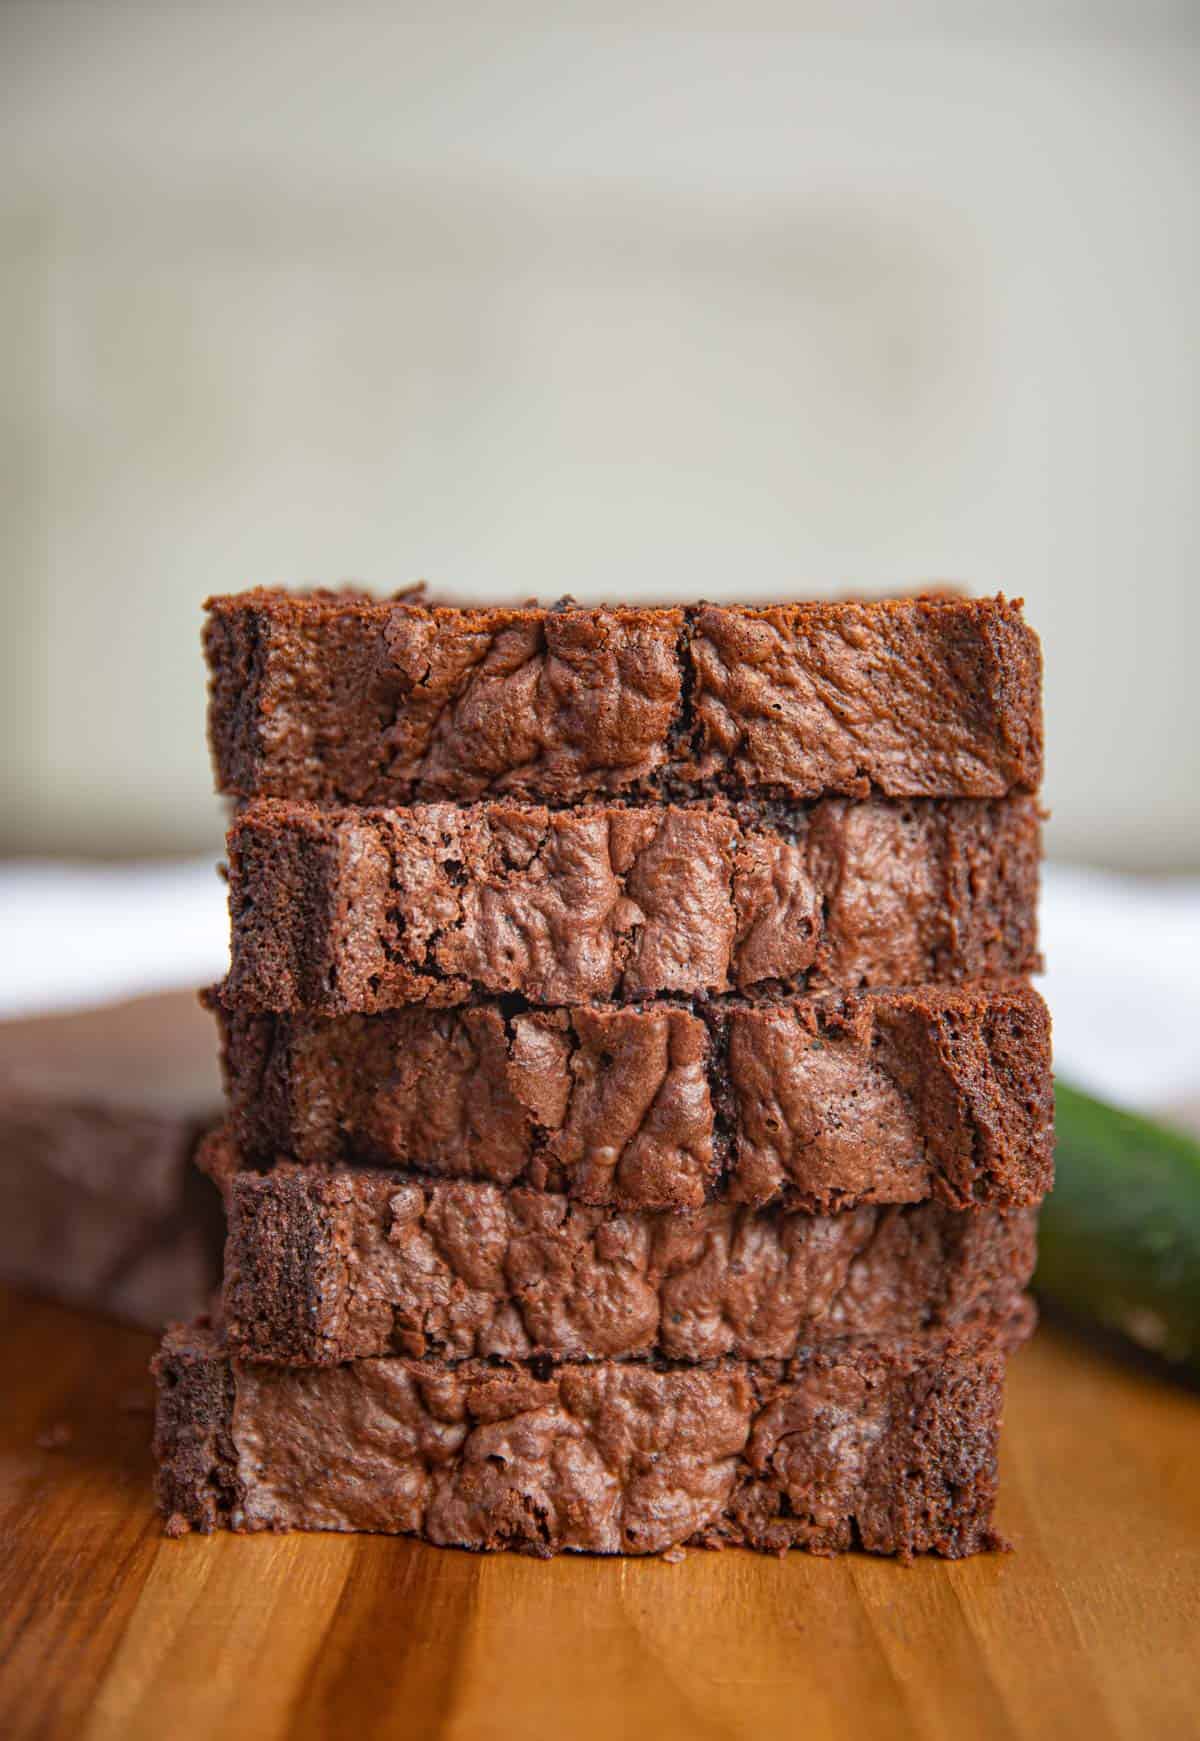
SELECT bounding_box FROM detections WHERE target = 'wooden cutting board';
[0,995,1198,1741]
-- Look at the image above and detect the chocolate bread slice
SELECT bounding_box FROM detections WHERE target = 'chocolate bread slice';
[0,1095,222,1328]
[205,591,1043,806]
[154,1307,1032,1556]
[210,983,1053,1213]
[224,794,1041,1013]
[204,1127,1036,1366]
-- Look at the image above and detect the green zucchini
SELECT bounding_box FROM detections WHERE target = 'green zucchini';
[1036,1080,1200,1369]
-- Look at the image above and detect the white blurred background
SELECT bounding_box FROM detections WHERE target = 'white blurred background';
[1,2,1197,867]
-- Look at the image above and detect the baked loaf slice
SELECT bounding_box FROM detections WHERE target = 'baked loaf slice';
[203,1127,1037,1365]
[0,1095,222,1328]
[224,795,1041,1012]
[205,591,1043,806]
[154,1307,1032,1556]
[210,983,1053,1213]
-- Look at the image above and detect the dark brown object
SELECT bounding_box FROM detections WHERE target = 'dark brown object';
[223,793,1041,1013]
[205,591,1043,806]
[0,1095,222,1329]
[205,1127,1037,1365]
[211,983,1053,1213]
[0,992,224,1329]
[153,1308,1031,1556]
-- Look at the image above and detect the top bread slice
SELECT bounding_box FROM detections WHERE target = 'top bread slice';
[205,591,1043,806]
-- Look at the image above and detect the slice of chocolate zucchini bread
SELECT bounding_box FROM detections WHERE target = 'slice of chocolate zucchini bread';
[209,982,1053,1213]
[0,1094,222,1328]
[205,591,1042,806]
[223,794,1041,1012]
[204,1127,1037,1366]
[154,1306,1033,1556]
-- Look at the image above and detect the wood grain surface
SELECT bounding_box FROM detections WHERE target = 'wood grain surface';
[1,994,1198,1741]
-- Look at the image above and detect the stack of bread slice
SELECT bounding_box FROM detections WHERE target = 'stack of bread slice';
[154,589,1051,1559]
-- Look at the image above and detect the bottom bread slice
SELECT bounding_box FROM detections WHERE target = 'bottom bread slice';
[154,1303,1032,1558]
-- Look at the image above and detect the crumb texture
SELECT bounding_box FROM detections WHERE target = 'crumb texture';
[688,602,1042,801]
